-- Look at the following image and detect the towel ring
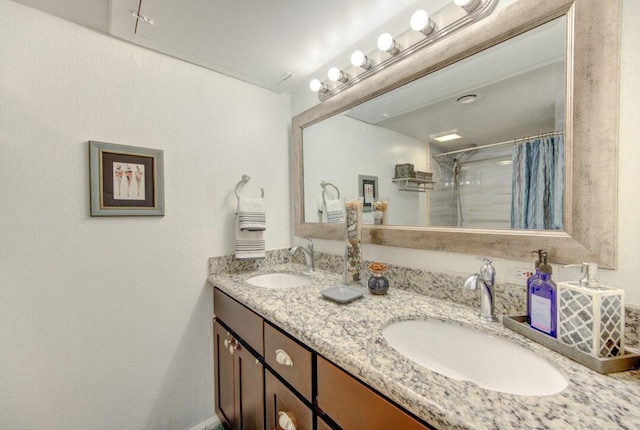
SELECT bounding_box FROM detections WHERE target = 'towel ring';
[321,181,340,208]
[235,174,264,200]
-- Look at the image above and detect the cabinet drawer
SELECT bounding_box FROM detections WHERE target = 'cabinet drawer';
[266,369,312,430]
[264,322,312,401]
[317,356,431,430]
[214,288,264,356]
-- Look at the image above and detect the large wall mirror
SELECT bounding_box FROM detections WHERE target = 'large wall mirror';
[293,0,620,268]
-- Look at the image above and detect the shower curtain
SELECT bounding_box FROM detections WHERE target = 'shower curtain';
[510,135,564,230]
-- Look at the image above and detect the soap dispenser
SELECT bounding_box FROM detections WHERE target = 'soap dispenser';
[526,249,544,324]
[557,263,625,358]
[529,252,557,337]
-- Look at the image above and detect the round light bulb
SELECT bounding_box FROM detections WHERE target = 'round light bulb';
[328,67,346,82]
[351,50,366,67]
[309,79,323,92]
[411,10,435,35]
[454,0,481,12]
[350,50,372,69]
[410,10,428,31]
[377,33,394,52]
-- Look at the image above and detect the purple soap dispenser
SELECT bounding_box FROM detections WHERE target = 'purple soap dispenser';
[529,251,557,337]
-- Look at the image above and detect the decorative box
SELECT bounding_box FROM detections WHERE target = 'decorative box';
[557,281,625,358]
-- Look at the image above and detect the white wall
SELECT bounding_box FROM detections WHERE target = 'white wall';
[0,2,291,430]
[290,0,640,306]
[303,114,428,225]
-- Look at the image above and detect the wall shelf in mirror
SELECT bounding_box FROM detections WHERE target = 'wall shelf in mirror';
[293,0,620,268]
[392,178,434,192]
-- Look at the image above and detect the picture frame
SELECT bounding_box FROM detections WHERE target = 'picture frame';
[89,141,165,216]
[358,174,378,212]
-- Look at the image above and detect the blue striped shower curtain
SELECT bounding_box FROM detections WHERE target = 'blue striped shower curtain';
[510,135,564,230]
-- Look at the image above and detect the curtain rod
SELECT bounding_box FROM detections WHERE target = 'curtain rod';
[432,130,564,159]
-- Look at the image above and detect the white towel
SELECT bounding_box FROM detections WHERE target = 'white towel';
[325,199,345,224]
[237,197,266,231]
[235,215,265,260]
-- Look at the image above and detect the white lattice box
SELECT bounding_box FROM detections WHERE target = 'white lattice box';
[557,282,625,358]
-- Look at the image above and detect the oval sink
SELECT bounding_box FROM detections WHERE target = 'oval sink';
[382,319,567,396]
[245,273,310,289]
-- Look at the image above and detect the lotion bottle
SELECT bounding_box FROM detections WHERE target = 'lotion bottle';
[556,263,625,357]
[529,251,557,337]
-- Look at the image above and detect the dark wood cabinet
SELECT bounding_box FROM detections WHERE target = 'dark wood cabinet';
[213,288,265,430]
[214,287,432,430]
[317,356,432,430]
[214,320,265,430]
[265,369,312,430]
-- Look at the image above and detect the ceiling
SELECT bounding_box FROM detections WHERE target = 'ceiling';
[13,0,565,151]
[11,0,451,94]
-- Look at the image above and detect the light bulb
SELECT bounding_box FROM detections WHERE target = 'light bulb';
[309,79,326,93]
[377,33,400,55]
[454,0,481,13]
[410,10,435,35]
[328,67,348,83]
[350,50,373,69]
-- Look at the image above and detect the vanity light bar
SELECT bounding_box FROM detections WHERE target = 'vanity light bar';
[309,0,498,101]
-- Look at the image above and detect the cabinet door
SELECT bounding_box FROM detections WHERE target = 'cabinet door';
[214,320,265,430]
[235,341,265,430]
[265,370,312,430]
[316,417,334,430]
[317,357,432,430]
[214,320,236,428]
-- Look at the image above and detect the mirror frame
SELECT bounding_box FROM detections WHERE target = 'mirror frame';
[292,0,620,268]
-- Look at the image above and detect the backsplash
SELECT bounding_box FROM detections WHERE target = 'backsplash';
[208,249,638,351]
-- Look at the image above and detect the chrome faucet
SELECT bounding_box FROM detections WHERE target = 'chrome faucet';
[464,257,498,322]
[289,238,314,274]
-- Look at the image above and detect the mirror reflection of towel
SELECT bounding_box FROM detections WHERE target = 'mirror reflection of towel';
[325,199,344,224]
[238,197,266,231]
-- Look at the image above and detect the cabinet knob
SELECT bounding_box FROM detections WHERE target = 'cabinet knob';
[275,349,294,367]
[277,411,297,430]
[228,338,239,354]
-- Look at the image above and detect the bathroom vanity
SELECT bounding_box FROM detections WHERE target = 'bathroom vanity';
[213,287,429,429]
[209,264,640,429]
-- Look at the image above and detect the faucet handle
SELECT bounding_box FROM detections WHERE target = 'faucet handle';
[477,256,492,265]
[477,257,495,284]
[306,237,313,251]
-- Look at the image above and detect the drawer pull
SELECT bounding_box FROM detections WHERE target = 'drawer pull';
[275,349,294,367]
[278,411,297,430]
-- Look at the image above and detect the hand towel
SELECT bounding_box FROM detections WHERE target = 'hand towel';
[235,214,265,260]
[237,197,266,231]
[325,198,345,224]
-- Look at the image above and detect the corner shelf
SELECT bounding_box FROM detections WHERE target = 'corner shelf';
[391,177,435,192]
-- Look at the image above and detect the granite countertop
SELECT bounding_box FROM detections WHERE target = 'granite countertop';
[208,263,640,430]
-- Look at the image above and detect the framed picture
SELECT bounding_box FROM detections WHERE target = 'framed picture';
[89,141,165,216]
[358,174,378,212]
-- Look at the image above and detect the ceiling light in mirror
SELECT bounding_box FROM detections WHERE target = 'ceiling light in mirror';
[430,129,464,142]
[410,10,436,35]
[455,94,478,104]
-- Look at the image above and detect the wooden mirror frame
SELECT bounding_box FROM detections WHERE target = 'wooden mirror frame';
[292,0,620,268]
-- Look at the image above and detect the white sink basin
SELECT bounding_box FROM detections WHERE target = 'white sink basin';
[382,319,568,396]
[245,273,310,289]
